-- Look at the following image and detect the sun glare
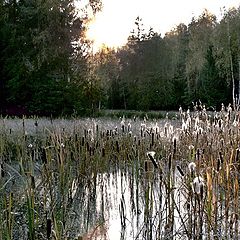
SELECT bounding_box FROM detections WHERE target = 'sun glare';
[86,17,128,52]
[85,0,240,53]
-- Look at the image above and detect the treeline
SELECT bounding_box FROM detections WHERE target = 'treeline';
[0,1,240,116]
[99,10,240,111]
[0,0,102,116]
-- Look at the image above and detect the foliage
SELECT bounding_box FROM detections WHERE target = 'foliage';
[0,0,100,116]
[1,3,240,115]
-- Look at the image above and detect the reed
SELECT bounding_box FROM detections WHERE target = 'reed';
[0,106,240,239]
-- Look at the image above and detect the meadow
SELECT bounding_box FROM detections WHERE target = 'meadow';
[0,105,239,239]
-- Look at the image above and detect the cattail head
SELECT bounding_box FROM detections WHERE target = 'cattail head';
[179,106,183,114]
[141,123,146,132]
[30,175,35,189]
[182,119,187,131]
[192,176,205,196]
[102,147,105,157]
[1,163,4,178]
[28,143,33,148]
[127,122,131,132]
[121,119,125,133]
[47,218,52,239]
[235,148,239,162]
[177,165,184,177]
[188,162,196,174]
[146,151,158,169]
[221,103,225,112]
[173,137,177,154]
[188,145,194,151]
[216,158,221,172]
[41,148,47,164]
[197,127,203,135]
[147,151,156,159]
[219,151,223,163]
[116,141,120,153]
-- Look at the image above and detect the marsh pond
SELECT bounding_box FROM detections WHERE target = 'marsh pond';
[0,109,240,239]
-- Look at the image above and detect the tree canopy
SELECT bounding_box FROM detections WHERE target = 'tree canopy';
[1,3,240,116]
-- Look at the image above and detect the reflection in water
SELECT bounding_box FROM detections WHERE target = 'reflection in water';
[74,167,188,240]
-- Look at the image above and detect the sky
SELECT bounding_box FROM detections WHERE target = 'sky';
[84,0,240,51]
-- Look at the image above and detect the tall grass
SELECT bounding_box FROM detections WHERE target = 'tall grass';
[0,105,239,239]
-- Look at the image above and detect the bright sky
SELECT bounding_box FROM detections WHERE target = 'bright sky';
[84,0,240,51]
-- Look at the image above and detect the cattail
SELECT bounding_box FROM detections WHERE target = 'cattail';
[95,141,99,149]
[121,120,125,133]
[102,148,105,157]
[188,145,194,159]
[127,122,131,132]
[151,132,154,147]
[164,126,167,136]
[218,119,222,129]
[235,148,239,162]
[216,158,221,172]
[173,137,177,155]
[86,142,90,152]
[168,154,172,171]
[147,151,158,169]
[89,146,92,156]
[116,141,120,153]
[200,183,204,199]
[47,218,52,239]
[30,175,35,189]
[176,165,184,177]
[81,137,85,146]
[0,163,4,178]
[145,161,148,172]
[41,148,47,164]
[192,176,204,196]
[188,162,196,175]
[219,152,223,164]
[196,148,200,161]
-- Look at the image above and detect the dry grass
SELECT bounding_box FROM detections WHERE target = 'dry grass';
[0,104,239,239]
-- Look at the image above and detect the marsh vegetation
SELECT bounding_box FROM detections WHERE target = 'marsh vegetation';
[0,105,240,239]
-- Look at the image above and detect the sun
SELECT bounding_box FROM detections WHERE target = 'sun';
[86,16,128,52]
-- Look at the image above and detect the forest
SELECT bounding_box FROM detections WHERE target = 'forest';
[1,0,240,116]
